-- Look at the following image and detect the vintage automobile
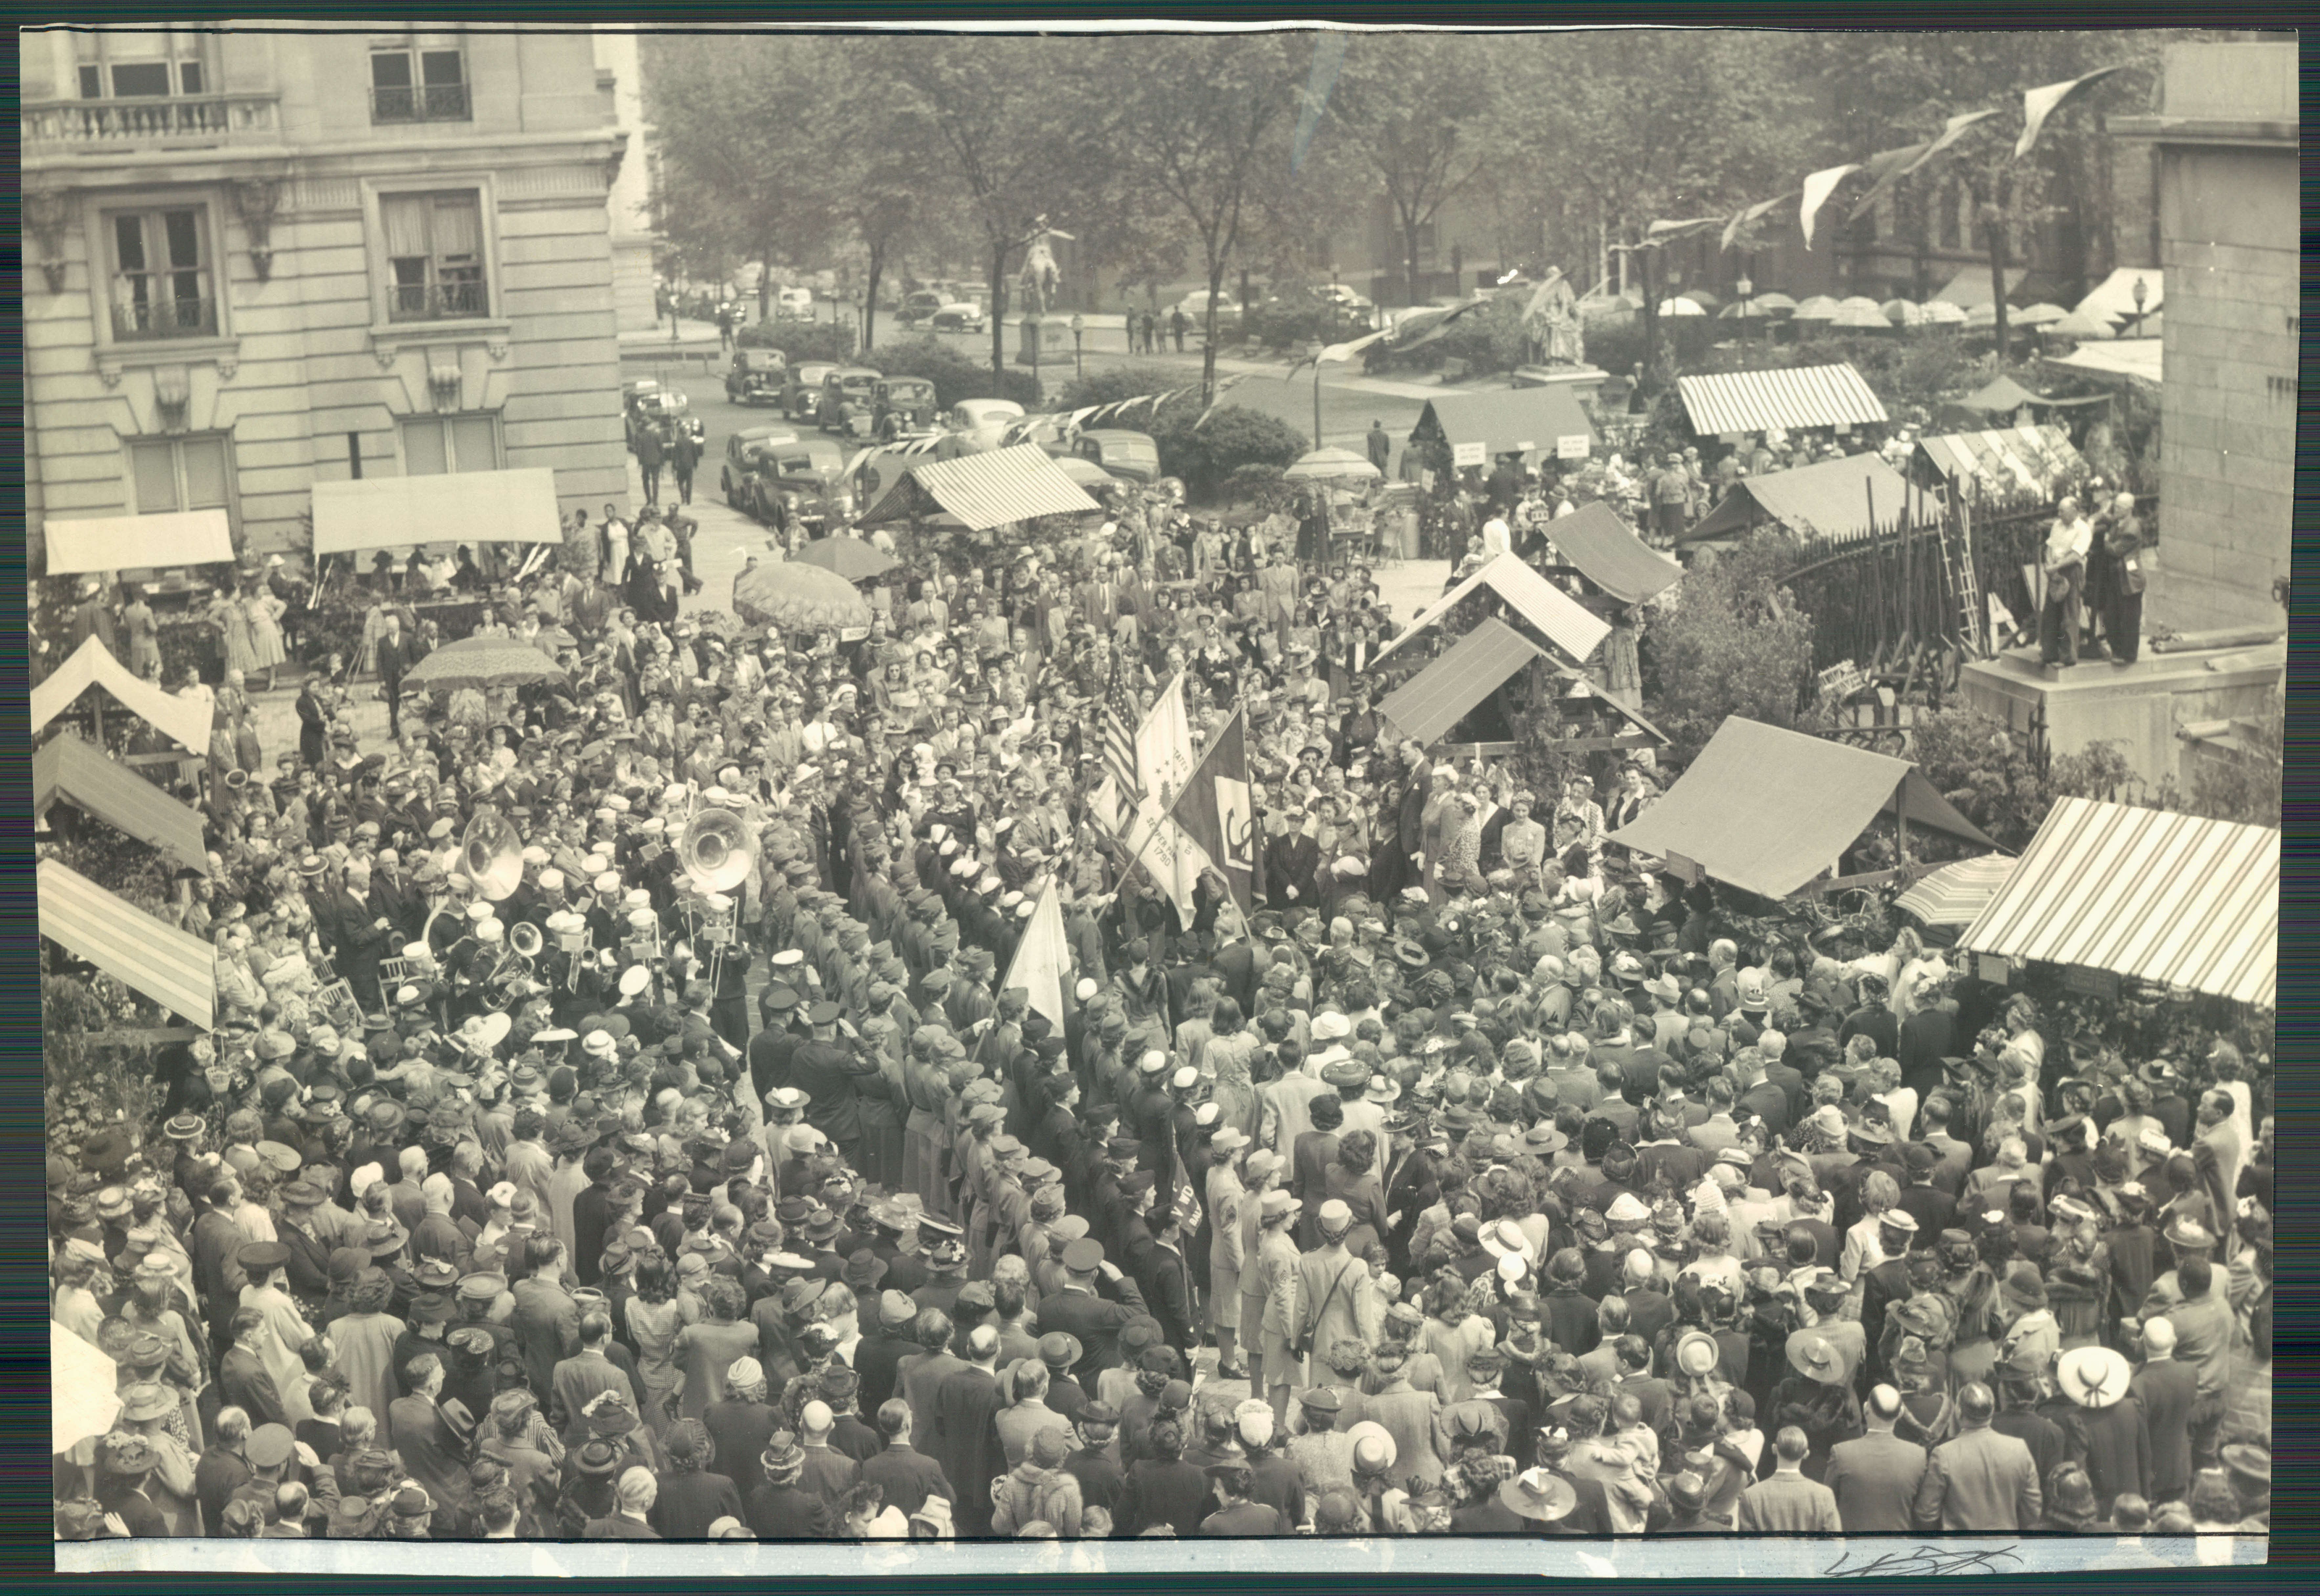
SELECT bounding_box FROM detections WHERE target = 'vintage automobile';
[743,436,854,535]
[929,302,987,334]
[775,286,816,320]
[720,425,800,505]
[724,347,788,405]
[1074,428,1162,484]
[816,366,885,437]
[781,361,840,422]
[898,288,946,325]
[625,386,702,454]
[872,377,940,440]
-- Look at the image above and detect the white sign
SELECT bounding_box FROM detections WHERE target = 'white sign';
[1452,441,1487,468]
[1557,434,1592,460]
[1834,421,1852,436]
[1514,439,1536,453]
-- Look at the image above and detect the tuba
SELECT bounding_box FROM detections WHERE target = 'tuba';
[508,920,544,961]
[462,809,524,902]
[679,806,755,894]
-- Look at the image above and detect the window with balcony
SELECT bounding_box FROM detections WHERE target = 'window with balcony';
[401,413,503,475]
[76,30,207,98]
[130,433,237,524]
[109,207,216,341]
[371,45,470,123]
[382,191,489,322]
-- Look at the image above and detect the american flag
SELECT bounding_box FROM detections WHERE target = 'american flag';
[1100,673,1142,833]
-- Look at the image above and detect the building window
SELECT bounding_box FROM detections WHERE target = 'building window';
[401,413,502,475]
[75,30,208,99]
[130,433,236,522]
[108,206,216,340]
[371,44,470,123]
[382,191,489,321]
[1937,180,1961,251]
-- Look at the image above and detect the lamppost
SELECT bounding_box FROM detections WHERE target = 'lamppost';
[1071,313,1086,381]
[1028,311,1043,386]
[1735,274,1754,353]
[1306,339,1326,448]
[2129,274,2148,337]
[850,291,865,354]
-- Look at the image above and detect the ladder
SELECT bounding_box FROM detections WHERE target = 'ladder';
[1941,495,1985,657]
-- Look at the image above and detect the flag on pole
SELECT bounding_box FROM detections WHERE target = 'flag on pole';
[2016,67,2126,159]
[1800,164,1864,251]
[1098,674,1143,833]
[1166,705,1263,921]
[1000,880,1071,1032]
[1120,673,1205,929]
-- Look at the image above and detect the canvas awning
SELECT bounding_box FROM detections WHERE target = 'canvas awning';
[34,733,210,873]
[1375,617,1549,745]
[1603,717,1999,899]
[1894,853,2018,927]
[38,857,215,1029]
[1958,797,2277,1009]
[1911,426,2088,498]
[1932,264,2027,307]
[2045,339,2161,389]
[310,469,563,556]
[1409,386,1597,464]
[1683,453,1913,547]
[1675,363,1888,437]
[2074,267,2162,326]
[1376,553,1611,668]
[43,509,235,576]
[31,636,214,754]
[1541,501,1684,604]
[1947,375,2114,416]
[854,444,1101,532]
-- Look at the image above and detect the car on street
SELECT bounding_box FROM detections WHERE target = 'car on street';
[872,377,940,440]
[1074,428,1161,484]
[776,286,815,320]
[943,398,1024,452]
[1172,290,1242,325]
[724,347,788,405]
[816,366,884,436]
[721,425,802,505]
[781,361,840,422]
[742,436,853,535]
[898,289,946,324]
[624,386,700,453]
[930,302,987,333]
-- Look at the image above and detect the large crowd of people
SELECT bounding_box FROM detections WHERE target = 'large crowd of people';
[47,470,2271,1545]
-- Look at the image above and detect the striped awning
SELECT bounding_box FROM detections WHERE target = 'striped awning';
[1912,425,2087,498]
[43,509,235,576]
[38,858,215,1029]
[1376,554,1611,668]
[311,469,563,555]
[854,444,1101,532]
[1376,617,1547,745]
[1894,853,2018,927]
[31,636,214,754]
[34,733,210,873]
[1958,797,2278,1009]
[1676,363,1889,437]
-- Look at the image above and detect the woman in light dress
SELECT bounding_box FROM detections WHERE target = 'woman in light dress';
[243,583,287,688]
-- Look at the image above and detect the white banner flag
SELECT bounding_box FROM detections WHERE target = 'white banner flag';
[1001,881,1072,1032]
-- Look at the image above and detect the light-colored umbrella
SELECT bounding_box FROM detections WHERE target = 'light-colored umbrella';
[403,635,569,693]
[1894,854,2017,927]
[1718,299,1771,320]
[53,1321,121,1453]
[1882,298,1932,327]
[2044,310,2116,339]
[1283,446,1384,484]
[2015,302,2068,326]
[1791,295,1842,321]
[1922,300,1970,325]
[1680,288,1721,311]
[1655,297,1707,317]
[1831,304,1895,330]
[733,560,873,630]
[1752,292,1800,313]
[791,535,901,583]
[1839,295,1885,313]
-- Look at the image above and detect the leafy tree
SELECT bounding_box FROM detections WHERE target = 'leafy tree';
[1645,531,1826,763]
[866,335,1041,411]
[1113,34,1304,404]
[1150,403,1306,501]
[737,322,858,364]
[1312,36,1497,307]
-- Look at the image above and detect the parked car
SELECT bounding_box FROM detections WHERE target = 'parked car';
[942,398,1025,453]
[724,347,788,405]
[872,377,940,440]
[816,366,884,436]
[776,286,815,320]
[781,361,840,422]
[744,437,854,535]
[1172,290,1242,325]
[625,386,700,454]
[930,302,987,334]
[721,425,802,505]
[1074,428,1161,484]
[899,289,946,325]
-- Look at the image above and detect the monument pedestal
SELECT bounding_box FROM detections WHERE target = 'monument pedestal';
[1013,316,1073,369]
[1512,363,1609,415]
[1958,640,2284,795]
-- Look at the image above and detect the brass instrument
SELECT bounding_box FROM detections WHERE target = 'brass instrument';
[462,809,524,902]
[480,940,535,1011]
[679,806,755,894]
[508,920,545,961]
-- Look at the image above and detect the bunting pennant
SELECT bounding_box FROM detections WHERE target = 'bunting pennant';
[1800,164,1864,251]
[1165,706,1262,921]
[1645,215,1724,242]
[1845,141,1935,223]
[999,880,1072,1032]
[1902,108,2001,177]
[2016,66,2127,158]
[1720,192,1799,252]
[1192,372,1249,431]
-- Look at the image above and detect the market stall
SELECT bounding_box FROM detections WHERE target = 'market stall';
[1909,424,2089,500]
[853,443,1102,533]
[1536,500,1684,605]
[1681,452,1913,549]
[32,732,210,874]
[31,636,214,755]
[1957,796,2277,1009]
[1407,386,1598,474]
[1604,716,2000,900]
[1374,552,1610,669]
[38,857,216,1030]
[1675,362,1888,441]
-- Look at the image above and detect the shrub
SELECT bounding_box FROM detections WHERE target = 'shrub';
[737,321,858,364]
[865,335,1042,412]
[1221,462,1288,504]
[1644,531,1826,764]
[1907,704,2144,850]
[1150,403,1306,502]
[1050,364,1196,414]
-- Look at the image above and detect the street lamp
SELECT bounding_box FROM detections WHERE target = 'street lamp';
[2130,274,2148,336]
[1307,339,1326,448]
[1736,274,1753,352]
[1028,310,1043,387]
[1071,313,1086,381]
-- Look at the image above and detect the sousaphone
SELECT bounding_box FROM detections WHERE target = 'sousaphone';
[462,809,524,902]
[679,806,755,895]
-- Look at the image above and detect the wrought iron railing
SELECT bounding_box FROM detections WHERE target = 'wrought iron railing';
[112,296,219,341]
[387,281,490,322]
[370,83,471,124]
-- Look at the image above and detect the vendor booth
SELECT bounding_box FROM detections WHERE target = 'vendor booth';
[1536,500,1684,605]
[38,857,216,1030]
[33,732,210,873]
[1682,452,1913,549]
[1909,424,2089,500]
[853,443,1101,534]
[1407,386,1599,474]
[1374,552,1610,669]
[1675,362,1888,441]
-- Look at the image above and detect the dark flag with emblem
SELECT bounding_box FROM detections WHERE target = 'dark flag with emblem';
[1166,705,1262,921]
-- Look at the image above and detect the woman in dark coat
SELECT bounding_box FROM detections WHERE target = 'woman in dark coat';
[1322,1129,1392,1263]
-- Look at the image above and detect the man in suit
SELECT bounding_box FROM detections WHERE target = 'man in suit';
[585,1467,662,1539]
[1825,1385,1929,1532]
[550,1311,639,1448]
[928,1324,1009,1538]
[320,860,395,1022]
[509,1236,582,1402]
[1912,1382,2042,1531]
[1032,1239,1150,1382]
[1073,560,1125,630]
[376,611,412,739]
[860,1399,957,1520]
[219,1306,292,1429]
